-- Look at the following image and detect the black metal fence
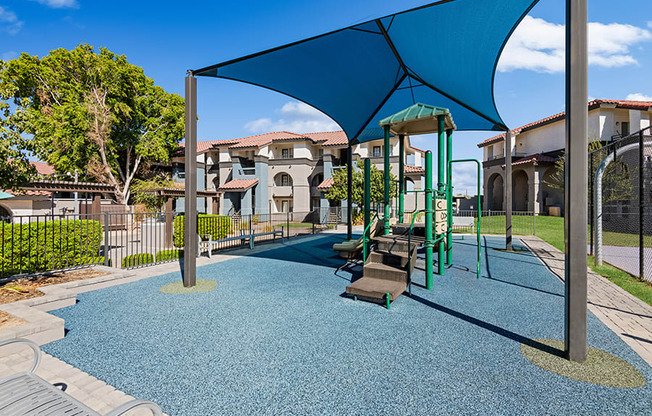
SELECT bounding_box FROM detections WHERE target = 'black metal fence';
[588,126,652,282]
[0,209,329,278]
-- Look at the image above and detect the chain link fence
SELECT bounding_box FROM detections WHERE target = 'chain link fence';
[589,126,652,282]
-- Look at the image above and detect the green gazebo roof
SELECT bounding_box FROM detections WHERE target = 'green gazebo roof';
[379,103,456,136]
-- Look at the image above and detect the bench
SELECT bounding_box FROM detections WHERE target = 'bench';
[0,338,163,416]
[198,226,284,257]
[453,216,475,232]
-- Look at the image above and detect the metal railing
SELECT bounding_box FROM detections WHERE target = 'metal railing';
[0,209,330,279]
[454,210,536,235]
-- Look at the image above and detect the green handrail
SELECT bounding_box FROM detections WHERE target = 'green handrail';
[362,212,380,261]
[406,209,425,295]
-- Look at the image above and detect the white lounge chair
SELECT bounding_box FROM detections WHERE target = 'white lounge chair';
[0,338,163,416]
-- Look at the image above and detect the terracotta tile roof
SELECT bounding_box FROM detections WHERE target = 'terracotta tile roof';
[404,165,425,174]
[1,189,52,197]
[176,139,234,156]
[317,177,334,190]
[227,132,308,149]
[477,99,652,148]
[30,161,55,176]
[409,144,427,153]
[218,178,259,192]
[501,153,556,168]
[305,131,348,147]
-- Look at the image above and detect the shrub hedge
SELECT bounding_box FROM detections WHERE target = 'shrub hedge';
[156,249,183,262]
[0,219,103,277]
[173,215,230,247]
[121,253,154,268]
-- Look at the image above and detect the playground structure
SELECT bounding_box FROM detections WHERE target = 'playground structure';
[345,104,482,308]
[184,0,591,361]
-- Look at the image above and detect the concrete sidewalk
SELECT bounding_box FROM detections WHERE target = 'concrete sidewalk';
[521,235,652,366]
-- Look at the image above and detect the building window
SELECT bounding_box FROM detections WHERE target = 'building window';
[621,122,630,137]
[281,174,291,186]
[281,200,293,213]
[281,148,293,159]
[373,146,382,157]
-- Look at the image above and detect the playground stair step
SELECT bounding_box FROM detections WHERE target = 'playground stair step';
[392,223,426,237]
[367,249,417,271]
[345,277,406,303]
[373,235,420,252]
[363,262,407,282]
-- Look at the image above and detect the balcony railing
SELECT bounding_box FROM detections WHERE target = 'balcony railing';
[273,185,293,197]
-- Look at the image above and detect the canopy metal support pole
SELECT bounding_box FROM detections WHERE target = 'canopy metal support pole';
[446,129,453,266]
[437,115,446,275]
[398,134,405,223]
[564,0,588,363]
[364,158,371,261]
[183,72,198,287]
[383,125,391,235]
[425,151,434,290]
[505,129,512,251]
[347,143,353,240]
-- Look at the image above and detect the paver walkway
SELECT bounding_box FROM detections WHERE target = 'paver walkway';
[0,350,159,416]
[521,235,652,366]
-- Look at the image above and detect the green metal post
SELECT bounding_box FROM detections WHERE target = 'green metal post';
[363,158,371,260]
[437,116,446,275]
[446,129,453,266]
[425,151,434,290]
[398,134,405,223]
[383,125,391,235]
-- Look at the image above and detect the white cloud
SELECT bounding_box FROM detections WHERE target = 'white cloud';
[30,0,79,8]
[626,93,652,101]
[648,21,652,29]
[1,51,18,61]
[0,6,23,35]
[452,164,480,196]
[245,101,339,133]
[498,16,651,73]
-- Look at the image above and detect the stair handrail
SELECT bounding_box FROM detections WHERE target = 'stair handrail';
[406,209,426,295]
[362,211,380,261]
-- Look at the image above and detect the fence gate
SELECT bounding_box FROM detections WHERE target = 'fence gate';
[589,127,652,282]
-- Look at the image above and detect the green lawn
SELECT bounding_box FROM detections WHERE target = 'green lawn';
[530,215,652,306]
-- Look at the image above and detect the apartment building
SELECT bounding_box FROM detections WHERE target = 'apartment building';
[173,131,426,216]
[478,99,652,215]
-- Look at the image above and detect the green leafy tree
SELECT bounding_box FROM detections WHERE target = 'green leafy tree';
[131,176,179,212]
[326,160,397,206]
[544,137,634,203]
[0,77,36,190]
[0,44,184,204]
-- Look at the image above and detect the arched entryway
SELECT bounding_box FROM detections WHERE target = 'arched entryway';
[541,167,563,215]
[487,173,503,210]
[513,170,529,211]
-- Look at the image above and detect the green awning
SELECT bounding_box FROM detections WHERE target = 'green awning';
[0,191,15,200]
[379,103,456,135]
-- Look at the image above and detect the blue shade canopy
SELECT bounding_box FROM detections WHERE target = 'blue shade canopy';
[194,0,539,143]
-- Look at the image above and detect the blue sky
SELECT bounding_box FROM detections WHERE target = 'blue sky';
[1,0,651,193]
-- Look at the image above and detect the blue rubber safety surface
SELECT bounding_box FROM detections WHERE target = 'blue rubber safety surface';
[43,235,652,415]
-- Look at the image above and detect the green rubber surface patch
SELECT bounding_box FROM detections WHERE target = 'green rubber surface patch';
[160,279,218,294]
[521,339,646,388]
